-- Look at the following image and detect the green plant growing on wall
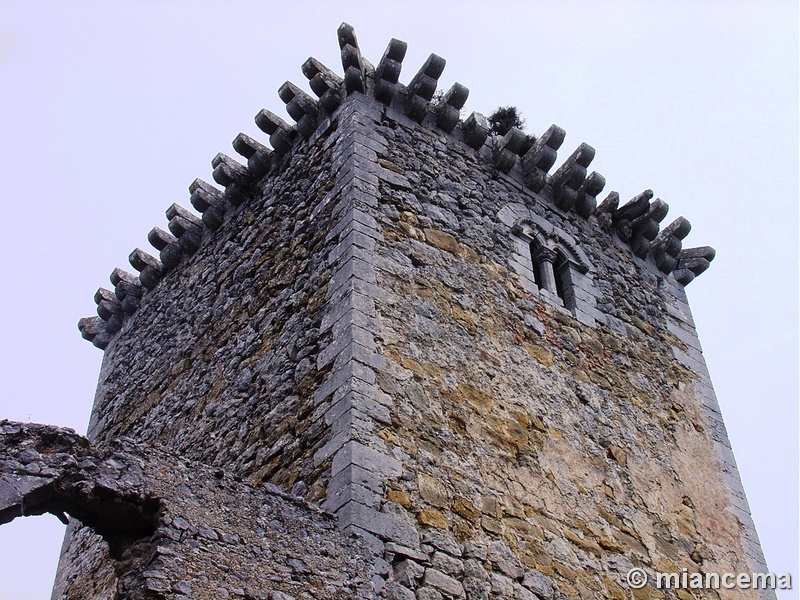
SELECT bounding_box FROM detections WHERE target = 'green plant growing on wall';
[488,106,525,136]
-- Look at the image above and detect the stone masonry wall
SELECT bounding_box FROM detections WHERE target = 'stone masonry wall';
[88,115,343,496]
[56,86,399,598]
[0,420,374,600]
[48,25,771,600]
[317,93,770,599]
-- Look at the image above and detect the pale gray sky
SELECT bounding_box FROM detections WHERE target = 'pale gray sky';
[0,2,797,598]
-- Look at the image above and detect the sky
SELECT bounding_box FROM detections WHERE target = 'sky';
[0,2,797,598]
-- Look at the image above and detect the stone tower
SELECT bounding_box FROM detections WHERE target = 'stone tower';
[0,24,775,600]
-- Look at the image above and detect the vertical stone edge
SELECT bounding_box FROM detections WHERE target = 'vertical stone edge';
[312,93,421,595]
[663,281,775,600]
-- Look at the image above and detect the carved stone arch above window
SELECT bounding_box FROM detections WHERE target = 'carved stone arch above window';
[514,218,590,268]
[499,204,604,327]
[515,221,586,311]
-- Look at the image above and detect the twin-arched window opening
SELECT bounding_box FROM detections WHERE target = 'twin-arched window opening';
[530,242,576,311]
[505,213,596,325]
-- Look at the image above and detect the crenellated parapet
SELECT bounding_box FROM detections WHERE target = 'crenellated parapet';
[77,22,714,349]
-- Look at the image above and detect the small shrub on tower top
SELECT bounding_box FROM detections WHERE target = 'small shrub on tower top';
[488,106,525,136]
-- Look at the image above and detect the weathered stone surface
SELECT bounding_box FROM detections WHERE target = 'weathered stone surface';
[488,541,524,579]
[431,551,464,577]
[522,569,554,599]
[422,530,463,557]
[384,581,416,600]
[55,23,765,600]
[418,472,451,508]
[394,558,425,588]
[0,420,157,558]
[415,587,444,600]
[424,568,465,597]
[363,84,765,599]
[417,509,448,529]
[1,422,373,599]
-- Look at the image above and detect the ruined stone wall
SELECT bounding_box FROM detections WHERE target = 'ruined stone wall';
[0,421,373,600]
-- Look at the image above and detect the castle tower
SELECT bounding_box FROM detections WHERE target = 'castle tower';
[1,23,774,600]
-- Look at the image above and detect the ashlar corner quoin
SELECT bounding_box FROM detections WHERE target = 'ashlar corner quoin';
[0,23,773,600]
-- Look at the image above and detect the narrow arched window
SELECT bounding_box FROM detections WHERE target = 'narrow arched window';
[512,218,594,322]
[529,241,544,289]
[529,243,578,311]
[555,250,576,311]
